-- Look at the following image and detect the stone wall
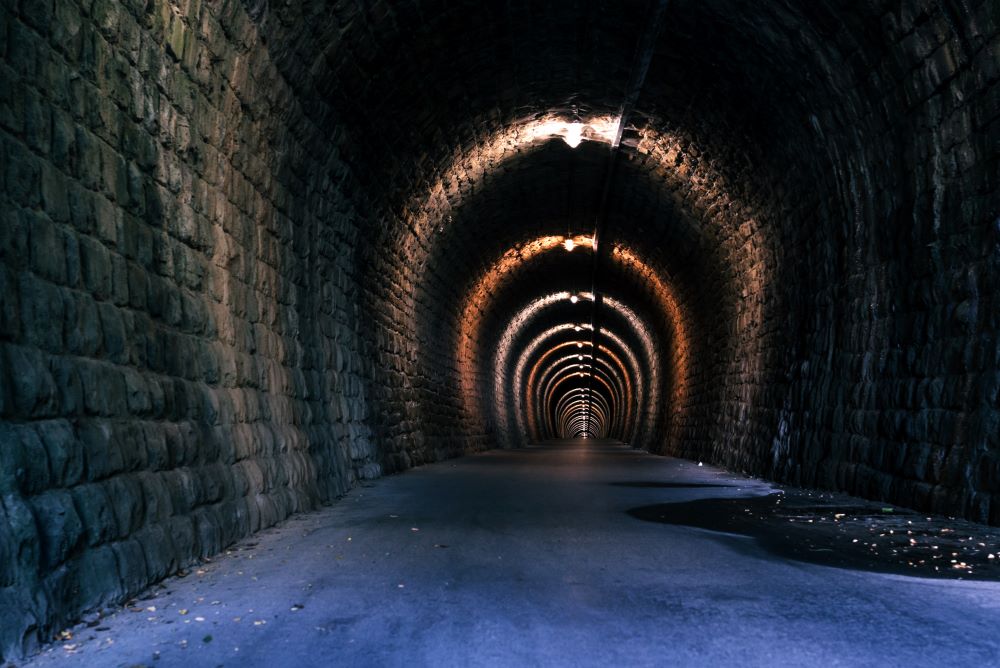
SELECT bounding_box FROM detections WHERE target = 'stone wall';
[0,0,375,657]
[649,0,1000,524]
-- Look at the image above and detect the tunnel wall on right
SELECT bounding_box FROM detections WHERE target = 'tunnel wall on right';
[650,1,1000,524]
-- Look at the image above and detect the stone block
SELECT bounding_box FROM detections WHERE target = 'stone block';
[126,260,149,311]
[0,586,43,662]
[36,419,83,488]
[71,482,119,545]
[48,356,83,417]
[64,291,102,357]
[161,468,194,515]
[141,423,167,471]
[30,489,83,569]
[121,367,150,416]
[193,507,222,557]
[72,127,101,191]
[0,505,14,587]
[97,302,126,363]
[40,163,71,224]
[115,422,149,472]
[4,344,58,418]
[0,68,23,135]
[79,419,118,481]
[139,472,172,524]
[61,227,81,289]
[165,13,187,62]
[78,236,112,301]
[80,361,127,417]
[110,252,130,306]
[0,264,20,341]
[22,87,50,156]
[147,374,166,417]
[167,514,196,564]
[3,138,41,207]
[111,538,148,599]
[195,462,223,504]
[100,141,130,206]
[0,423,53,495]
[93,192,119,246]
[0,207,30,271]
[136,523,175,581]
[18,272,64,352]
[29,216,66,284]
[68,544,121,613]
[64,183,92,239]
[50,0,83,58]
[105,474,145,537]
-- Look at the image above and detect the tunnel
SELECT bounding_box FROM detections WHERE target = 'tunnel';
[1,0,999,662]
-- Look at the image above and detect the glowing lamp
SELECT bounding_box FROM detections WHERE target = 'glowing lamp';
[570,295,579,304]
[564,238,576,252]
[577,342,583,348]
[563,123,583,148]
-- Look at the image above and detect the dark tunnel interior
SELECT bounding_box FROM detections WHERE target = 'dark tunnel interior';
[0,0,998,658]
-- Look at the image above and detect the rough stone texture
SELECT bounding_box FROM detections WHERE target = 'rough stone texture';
[1,0,999,661]
[0,0,373,657]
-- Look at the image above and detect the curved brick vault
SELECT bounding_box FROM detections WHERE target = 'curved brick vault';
[0,0,998,658]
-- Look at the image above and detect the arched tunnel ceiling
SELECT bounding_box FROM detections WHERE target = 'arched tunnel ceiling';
[245,0,998,482]
[202,0,996,487]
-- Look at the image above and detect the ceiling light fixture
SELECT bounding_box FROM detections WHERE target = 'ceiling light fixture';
[563,123,583,149]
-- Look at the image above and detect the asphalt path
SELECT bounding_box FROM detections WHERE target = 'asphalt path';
[23,441,1000,667]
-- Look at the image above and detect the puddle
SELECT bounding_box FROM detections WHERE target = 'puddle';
[628,492,1000,580]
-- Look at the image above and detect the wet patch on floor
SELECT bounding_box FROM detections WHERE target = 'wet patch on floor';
[628,490,1000,580]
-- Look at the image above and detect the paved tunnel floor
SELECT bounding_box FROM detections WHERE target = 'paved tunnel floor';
[22,441,1000,667]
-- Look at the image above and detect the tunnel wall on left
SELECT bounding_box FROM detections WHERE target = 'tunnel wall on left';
[0,0,376,657]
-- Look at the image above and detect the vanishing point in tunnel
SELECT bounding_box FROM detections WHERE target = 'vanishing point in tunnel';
[1,0,999,665]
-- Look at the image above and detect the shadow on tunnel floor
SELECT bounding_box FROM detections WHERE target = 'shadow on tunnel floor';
[609,481,734,489]
[628,491,1000,581]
